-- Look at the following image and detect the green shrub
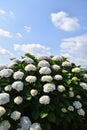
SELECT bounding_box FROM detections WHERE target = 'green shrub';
[0,53,87,130]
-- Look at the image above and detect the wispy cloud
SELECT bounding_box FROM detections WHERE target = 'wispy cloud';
[0,28,13,38]
[14,44,51,56]
[16,33,23,38]
[0,47,13,55]
[51,11,80,31]
[0,9,7,15]
[60,34,87,67]
[24,26,31,32]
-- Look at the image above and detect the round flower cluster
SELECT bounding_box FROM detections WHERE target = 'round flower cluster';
[0,53,87,130]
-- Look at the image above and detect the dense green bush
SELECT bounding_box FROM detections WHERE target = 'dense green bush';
[0,53,87,130]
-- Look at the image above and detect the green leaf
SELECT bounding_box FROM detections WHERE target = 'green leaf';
[47,112,56,123]
[40,112,48,118]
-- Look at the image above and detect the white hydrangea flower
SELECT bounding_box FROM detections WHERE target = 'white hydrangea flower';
[30,123,42,130]
[14,96,23,105]
[73,101,82,109]
[37,55,51,61]
[41,75,53,82]
[30,89,38,96]
[0,120,11,130]
[43,83,55,93]
[20,116,32,130]
[38,60,50,68]
[7,61,17,68]
[12,81,24,92]
[13,71,24,80]
[68,106,74,111]
[39,95,50,105]
[0,69,13,78]
[4,85,12,92]
[76,95,81,99]
[72,67,81,73]
[69,91,74,97]
[0,106,6,117]
[80,82,87,90]
[57,85,65,92]
[72,77,78,81]
[25,64,36,72]
[39,67,51,75]
[62,61,72,67]
[77,108,85,116]
[25,76,37,83]
[0,93,10,105]
[52,56,62,61]
[52,65,60,71]
[83,74,87,79]
[11,111,21,121]
[0,64,7,71]
[22,57,34,64]
[54,75,63,80]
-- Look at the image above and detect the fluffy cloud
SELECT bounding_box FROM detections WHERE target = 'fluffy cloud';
[16,33,23,38]
[60,34,87,67]
[0,28,12,38]
[14,44,51,56]
[24,26,31,32]
[0,47,13,55]
[0,9,7,15]
[51,11,80,31]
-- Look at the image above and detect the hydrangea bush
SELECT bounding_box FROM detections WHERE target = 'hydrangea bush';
[0,53,87,130]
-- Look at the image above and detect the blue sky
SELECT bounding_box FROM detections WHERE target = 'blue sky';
[0,0,87,68]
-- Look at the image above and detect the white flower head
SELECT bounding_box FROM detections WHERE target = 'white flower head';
[0,106,6,117]
[0,93,10,105]
[0,64,7,71]
[11,111,21,121]
[69,91,74,97]
[30,89,38,96]
[68,106,74,111]
[37,55,51,61]
[25,64,36,72]
[73,101,82,109]
[43,83,55,93]
[80,82,87,90]
[12,81,24,92]
[4,85,12,92]
[20,116,32,130]
[62,61,72,67]
[39,95,50,105]
[76,95,81,99]
[83,74,87,80]
[22,57,34,64]
[7,61,17,68]
[54,75,63,80]
[25,76,37,83]
[30,123,42,130]
[39,67,51,75]
[72,67,81,73]
[52,56,62,61]
[13,71,24,80]
[38,60,50,68]
[14,96,23,105]
[57,85,65,92]
[0,120,11,130]
[52,65,60,71]
[77,108,85,116]
[0,69,13,78]
[41,75,53,82]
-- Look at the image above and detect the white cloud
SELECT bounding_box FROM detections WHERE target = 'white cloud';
[24,26,31,32]
[60,34,87,67]
[16,33,23,38]
[0,28,12,38]
[51,11,80,31]
[0,9,7,14]
[0,47,13,55]
[14,44,51,56]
